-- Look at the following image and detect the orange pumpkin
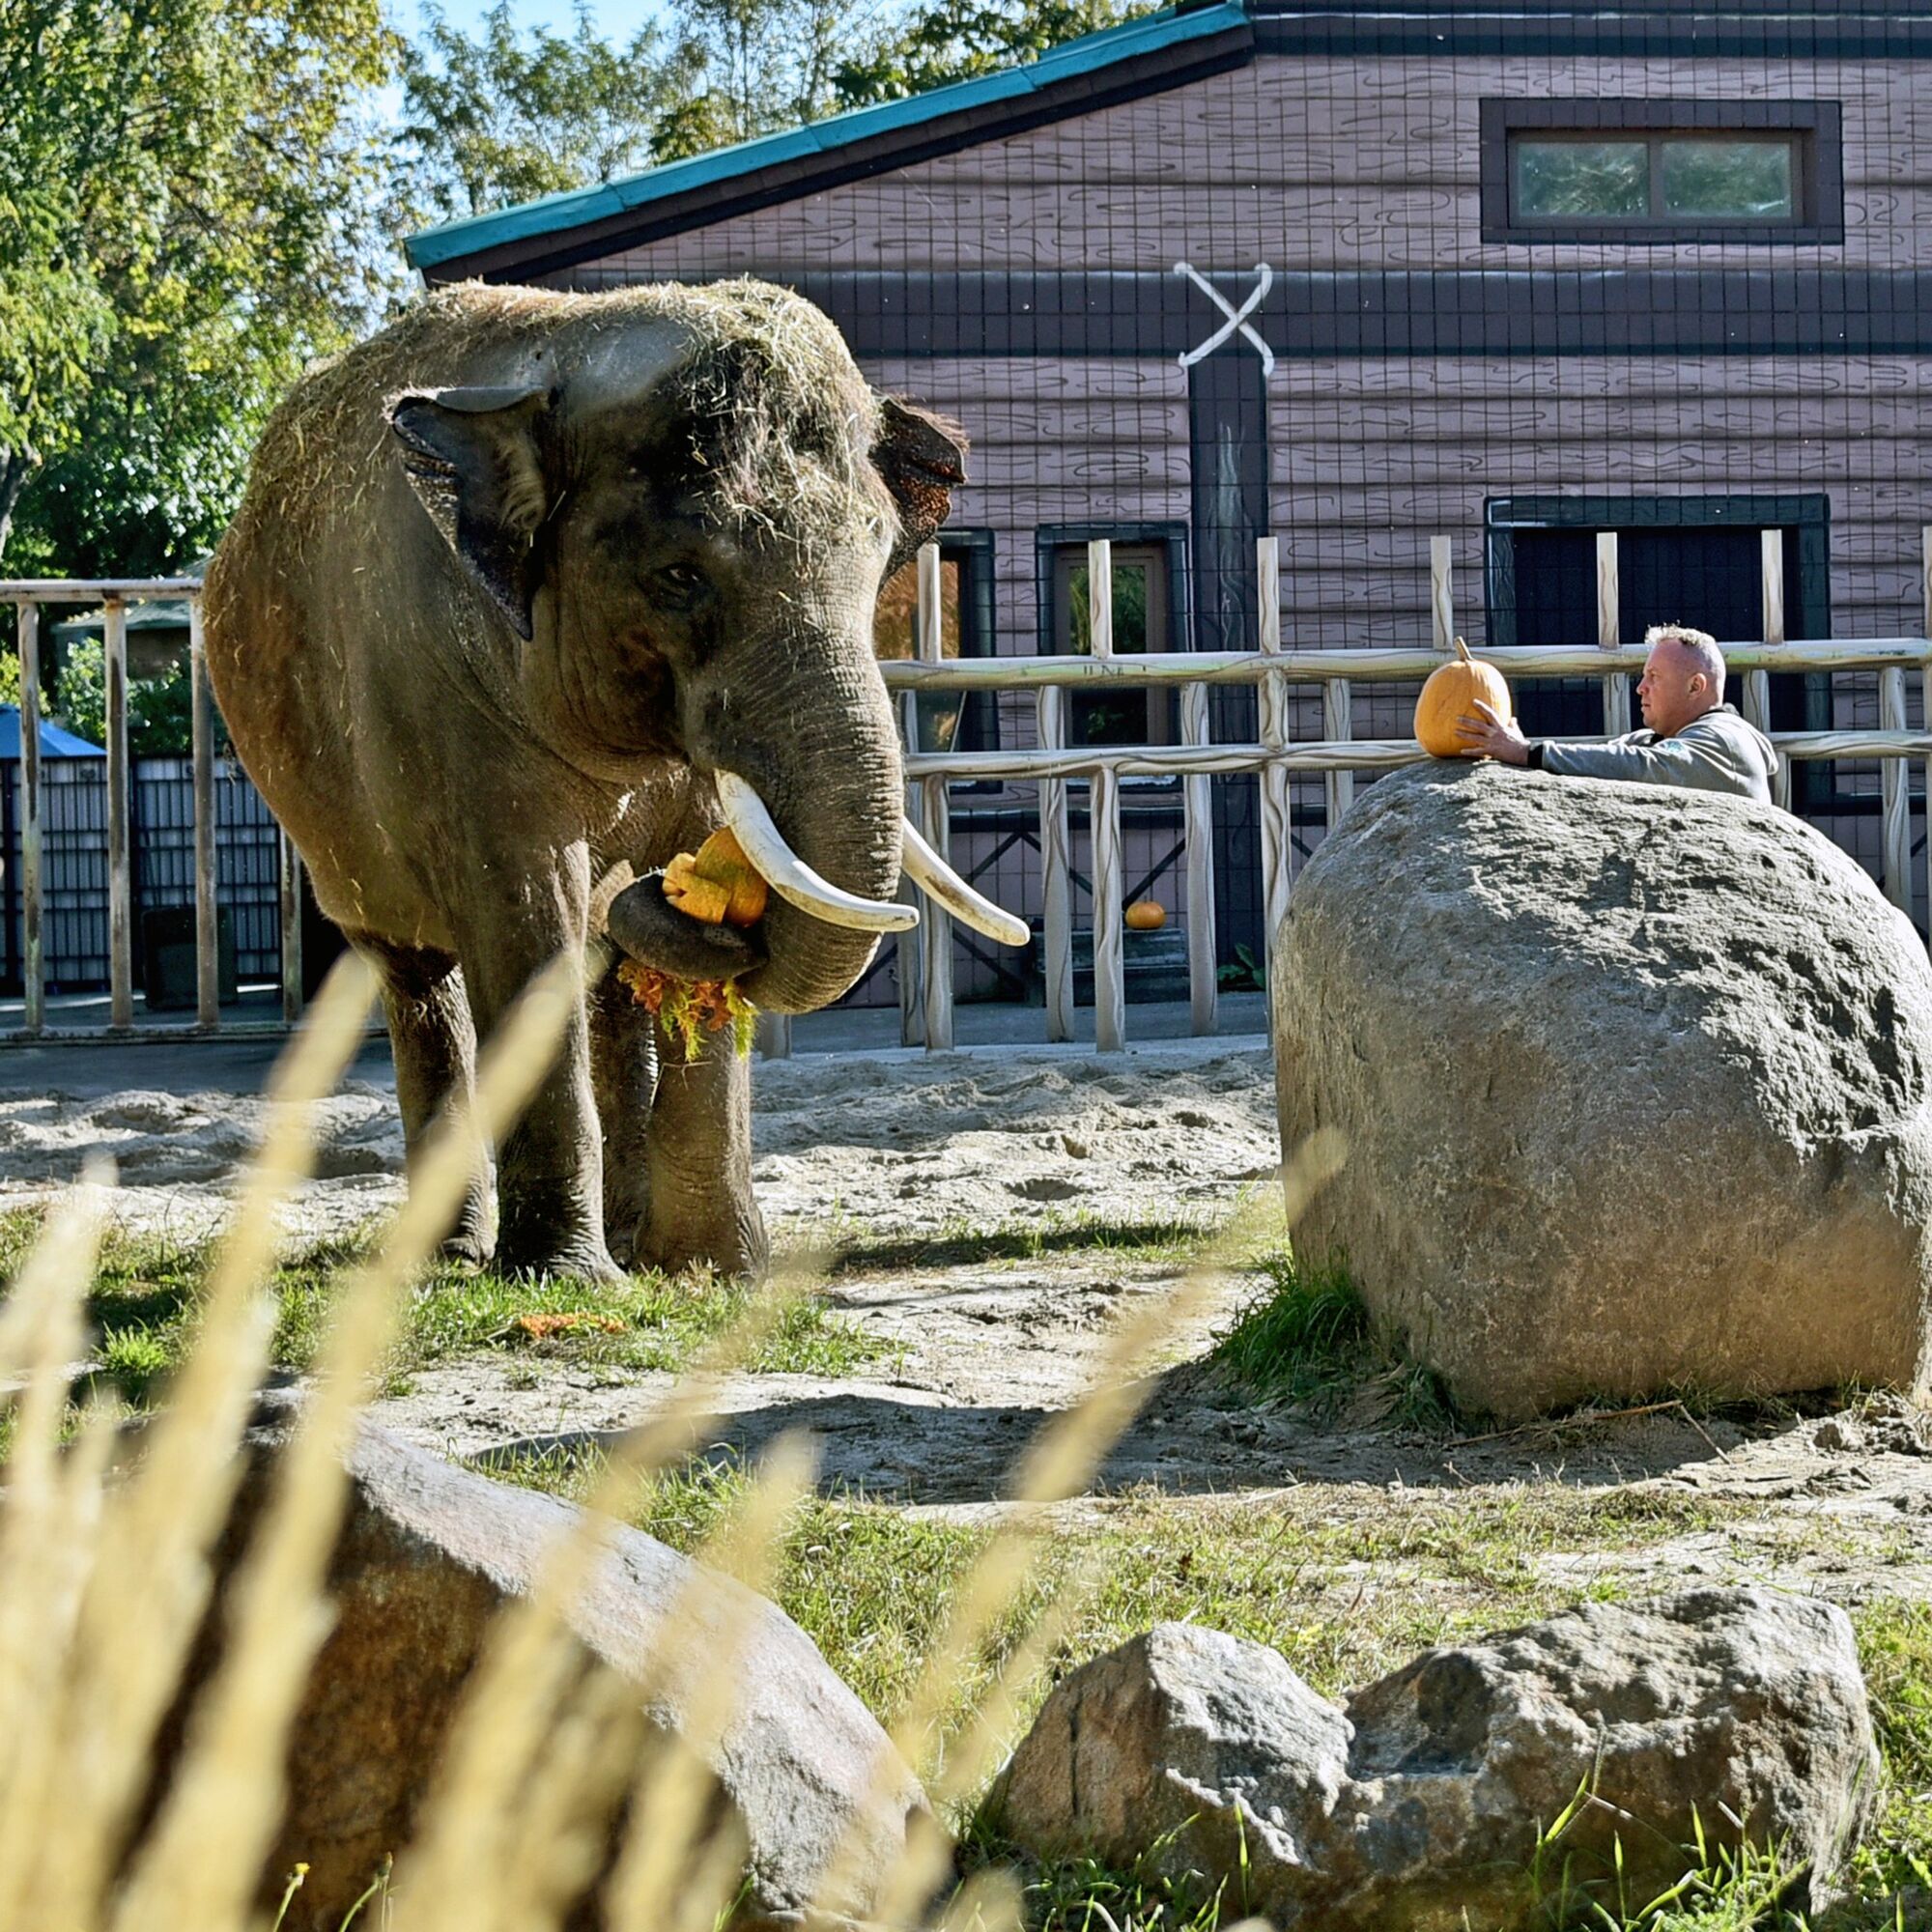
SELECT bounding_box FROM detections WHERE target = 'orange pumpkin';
[662,827,768,927]
[1414,637,1513,758]
[1124,899,1167,931]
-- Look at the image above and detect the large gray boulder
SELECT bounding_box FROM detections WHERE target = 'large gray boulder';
[182,1418,925,1932]
[1271,761,1932,1420]
[992,1589,1878,1931]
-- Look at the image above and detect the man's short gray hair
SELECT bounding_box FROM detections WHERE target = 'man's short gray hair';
[1645,623,1725,697]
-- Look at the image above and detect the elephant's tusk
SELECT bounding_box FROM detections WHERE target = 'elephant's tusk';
[899,815,1032,947]
[715,771,920,934]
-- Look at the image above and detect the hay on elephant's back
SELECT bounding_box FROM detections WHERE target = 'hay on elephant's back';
[222,279,883,569]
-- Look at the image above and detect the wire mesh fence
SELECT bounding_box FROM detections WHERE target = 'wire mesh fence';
[468,4,1932,1009]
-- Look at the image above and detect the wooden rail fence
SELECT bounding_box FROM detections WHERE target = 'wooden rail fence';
[7,527,1932,1050]
[877,528,1932,1057]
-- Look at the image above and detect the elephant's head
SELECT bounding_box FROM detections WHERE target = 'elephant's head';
[385,282,1021,1013]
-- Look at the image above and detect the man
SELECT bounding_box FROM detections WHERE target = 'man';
[1457,623,1779,805]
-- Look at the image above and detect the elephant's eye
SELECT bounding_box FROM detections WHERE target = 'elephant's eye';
[651,562,706,608]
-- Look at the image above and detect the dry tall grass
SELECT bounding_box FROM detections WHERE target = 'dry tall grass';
[0,953,1334,1932]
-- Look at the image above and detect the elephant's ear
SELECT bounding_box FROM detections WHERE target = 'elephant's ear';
[873,397,968,577]
[388,385,552,640]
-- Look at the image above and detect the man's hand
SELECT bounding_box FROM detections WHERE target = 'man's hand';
[1457,698,1531,766]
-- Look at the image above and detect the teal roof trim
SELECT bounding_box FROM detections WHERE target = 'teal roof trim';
[406,2,1249,271]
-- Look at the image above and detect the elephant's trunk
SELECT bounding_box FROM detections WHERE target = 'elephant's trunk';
[710,644,907,1016]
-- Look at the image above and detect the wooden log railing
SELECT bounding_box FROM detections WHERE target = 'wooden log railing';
[8,530,1932,1050]
[887,530,1932,1055]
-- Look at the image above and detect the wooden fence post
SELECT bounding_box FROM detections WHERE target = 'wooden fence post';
[104,600,132,1032]
[1088,538,1124,1051]
[1257,536,1293,957]
[1881,663,1912,916]
[1037,684,1074,1042]
[1921,524,1932,942]
[916,542,953,1051]
[279,831,304,1025]
[1181,679,1217,1035]
[1755,530,1791,810]
[1597,533,1632,736]
[16,602,43,1037]
[1322,676,1352,828]
[897,678,923,1047]
[1430,535,1454,656]
[189,595,219,1028]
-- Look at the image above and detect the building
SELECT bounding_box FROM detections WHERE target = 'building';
[407,0,1932,1007]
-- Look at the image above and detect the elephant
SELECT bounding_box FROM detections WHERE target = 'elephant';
[204,279,1023,1281]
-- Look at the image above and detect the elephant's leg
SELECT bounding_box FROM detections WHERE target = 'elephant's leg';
[634,1020,767,1279]
[352,933,493,1265]
[588,962,659,1267]
[448,859,621,1284]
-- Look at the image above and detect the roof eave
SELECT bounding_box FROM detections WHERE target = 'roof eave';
[410,3,1253,284]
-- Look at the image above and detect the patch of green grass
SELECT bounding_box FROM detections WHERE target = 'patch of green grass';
[505,1451,1047,1734]
[503,1452,1731,1762]
[1843,1598,1932,1922]
[0,1210,891,1413]
[1210,1247,1459,1431]
[830,1209,1218,1278]
[95,1322,176,1404]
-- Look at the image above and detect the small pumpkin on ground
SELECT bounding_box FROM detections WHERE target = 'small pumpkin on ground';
[1414,636,1514,758]
[617,827,765,1061]
[1125,899,1167,931]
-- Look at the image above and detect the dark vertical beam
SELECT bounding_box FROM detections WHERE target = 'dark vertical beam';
[1188,349,1271,971]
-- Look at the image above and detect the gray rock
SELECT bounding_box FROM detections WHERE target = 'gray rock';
[992,1589,1878,1931]
[1271,761,1932,1420]
[193,1419,925,1931]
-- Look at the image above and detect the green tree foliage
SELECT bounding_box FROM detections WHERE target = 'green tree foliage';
[653,0,876,157]
[0,0,396,575]
[390,2,702,227]
[831,0,1156,109]
[49,640,193,756]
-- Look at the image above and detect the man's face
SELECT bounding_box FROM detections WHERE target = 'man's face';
[1636,640,1711,737]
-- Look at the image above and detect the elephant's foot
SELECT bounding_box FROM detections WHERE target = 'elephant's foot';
[494,1235,627,1287]
[633,1200,770,1281]
[496,1179,626,1286]
[437,1229,494,1268]
[435,1182,496,1269]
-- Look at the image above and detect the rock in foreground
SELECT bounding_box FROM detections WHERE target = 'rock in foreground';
[198,1418,924,1931]
[1272,761,1932,1419]
[992,1590,1877,1931]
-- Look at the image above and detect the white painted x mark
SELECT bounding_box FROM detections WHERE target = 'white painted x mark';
[1174,261,1276,376]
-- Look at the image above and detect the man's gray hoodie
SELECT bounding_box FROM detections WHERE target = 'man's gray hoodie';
[1533,703,1778,804]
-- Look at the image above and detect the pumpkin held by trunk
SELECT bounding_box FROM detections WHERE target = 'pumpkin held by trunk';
[662,827,769,928]
[1414,638,1514,758]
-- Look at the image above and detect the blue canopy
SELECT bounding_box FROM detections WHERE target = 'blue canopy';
[0,706,105,759]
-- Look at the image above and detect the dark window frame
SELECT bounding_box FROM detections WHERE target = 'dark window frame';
[885,528,1000,775]
[1036,522,1192,793]
[1480,99,1845,245]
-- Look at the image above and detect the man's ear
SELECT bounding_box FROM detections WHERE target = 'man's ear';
[873,397,968,577]
[388,385,553,639]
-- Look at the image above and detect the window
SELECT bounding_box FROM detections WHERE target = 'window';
[872,531,996,755]
[1481,100,1843,245]
[1515,134,1798,226]
[1052,543,1175,750]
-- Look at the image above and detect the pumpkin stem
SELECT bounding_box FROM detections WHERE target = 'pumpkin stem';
[1453,635,1473,663]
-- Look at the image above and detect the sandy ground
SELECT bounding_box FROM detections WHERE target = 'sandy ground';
[5,1038,1932,1605]
[0,1042,1278,1245]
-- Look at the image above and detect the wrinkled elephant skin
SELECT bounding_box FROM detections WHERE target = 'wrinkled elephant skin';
[205,281,966,1280]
